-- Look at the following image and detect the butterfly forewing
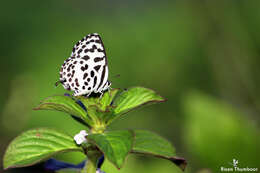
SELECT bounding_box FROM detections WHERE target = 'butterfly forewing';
[59,33,110,96]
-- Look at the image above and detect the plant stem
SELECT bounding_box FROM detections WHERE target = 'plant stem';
[91,122,106,134]
[81,160,96,173]
[81,149,101,173]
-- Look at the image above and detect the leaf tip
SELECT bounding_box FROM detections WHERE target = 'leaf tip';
[169,157,187,171]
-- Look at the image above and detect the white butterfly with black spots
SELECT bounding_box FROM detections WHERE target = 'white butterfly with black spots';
[58,33,111,96]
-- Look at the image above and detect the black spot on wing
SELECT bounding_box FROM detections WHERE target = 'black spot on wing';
[84,45,98,53]
[97,48,104,52]
[97,65,106,91]
[77,49,83,54]
[71,70,75,78]
[81,64,88,71]
[94,65,101,72]
[93,76,97,88]
[85,35,90,39]
[95,40,101,44]
[82,55,90,61]
[84,45,97,53]
[75,78,80,87]
[90,71,95,77]
[96,35,108,66]
[89,33,99,38]
[94,57,104,62]
[67,64,73,72]
[83,73,88,80]
[96,35,106,55]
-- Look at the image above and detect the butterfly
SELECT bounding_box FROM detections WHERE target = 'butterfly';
[57,33,111,97]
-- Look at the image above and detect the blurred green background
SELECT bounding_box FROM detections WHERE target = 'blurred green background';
[1,0,260,173]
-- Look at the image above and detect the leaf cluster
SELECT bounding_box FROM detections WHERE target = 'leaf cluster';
[3,87,186,172]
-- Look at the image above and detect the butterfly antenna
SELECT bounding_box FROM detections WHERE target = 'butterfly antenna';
[109,74,120,83]
[113,74,120,78]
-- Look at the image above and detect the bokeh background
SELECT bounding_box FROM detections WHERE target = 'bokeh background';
[1,0,260,173]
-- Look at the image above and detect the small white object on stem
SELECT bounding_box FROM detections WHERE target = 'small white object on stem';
[74,130,88,145]
[96,168,105,173]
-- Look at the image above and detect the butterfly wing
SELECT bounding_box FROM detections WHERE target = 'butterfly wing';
[59,33,110,96]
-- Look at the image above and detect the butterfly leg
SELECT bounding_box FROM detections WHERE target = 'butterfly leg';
[72,91,77,96]
[86,92,92,97]
[99,91,104,98]
[107,87,112,97]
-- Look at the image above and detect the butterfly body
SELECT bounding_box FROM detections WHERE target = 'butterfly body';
[59,33,111,96]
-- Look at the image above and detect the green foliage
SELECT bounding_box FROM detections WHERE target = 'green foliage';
[132,130,175,157]
[132,130,186,171]
[87,130,134,169]
[3,86,186,172]
[77,88,120,126]
[79,88,120,112]
[109,87,166,124]
[33,87,166,132]
[3,128,82,170]
[33,95,92,126]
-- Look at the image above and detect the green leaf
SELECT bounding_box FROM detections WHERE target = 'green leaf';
[108,87,166,124]
[76,89,120,123]
[77,89,120,111]
[57,169,80,173]
[3,128,83,169]
[132,130,187,171]
[99,88,121,111]
[33,95,92,126]
[87,130,134,169]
